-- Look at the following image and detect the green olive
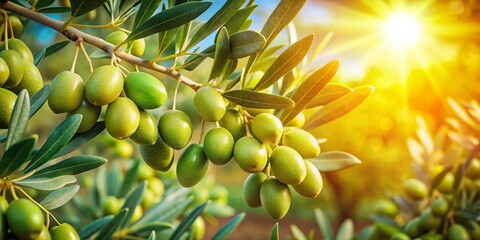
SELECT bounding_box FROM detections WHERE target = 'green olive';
[0,57,9,86]
[448,224,470,240]
[141,189,157,210]
[124,72,167,109]
[10,60,43,96]
[0,38,33,63]
[190,216,205,240]
[242,172,267,208]
[114,140,134,159]
[260,178,291,220]
[0,196,8,213]
[139,136,174,171]
[131,38,145,57]
[147,177,165,198]
[102,196,122,215]
[285,112,305,128]
[176,144,209,187]
[130,110,159,145]
[158,110,192,150]
[219,108,245,140]
[193,86,226,122]
[67,99,101,133]
[6,199,44,240]
[137,163,155,181]
[105,97,140,140]
[270,146,306,184]
[403,178,428,201]
[390,233,411,240]
[431,197,449,217]
[233,136,268,173]
[464,220,480,240]
[372,199,398,217]
[0,88,17,129]
[437,172,454,194]
[105,31,128,49]
[282,128,320,158]
[49,223,80,240]
[203,127,234,165]
[9,16,24,37]
[191,187,210,206]
[250,113,283,144]
[48,71,84,113]
[209,186,228,205]
[293,161,323,198]
[36,225,51,240]
[130,205,143,224]
[85,65,124,106]
[466,159,480,179]
[403,217,422,238]
[418,207,441,231]
[0,50,24,88]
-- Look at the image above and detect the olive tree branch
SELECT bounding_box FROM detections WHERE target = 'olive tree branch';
[0,1,202,91]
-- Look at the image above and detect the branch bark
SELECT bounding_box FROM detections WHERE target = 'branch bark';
[0,1,202,91]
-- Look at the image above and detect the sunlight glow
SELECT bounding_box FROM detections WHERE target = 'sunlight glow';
[383,13,421,47]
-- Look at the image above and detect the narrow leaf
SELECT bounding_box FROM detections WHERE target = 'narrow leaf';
[40,185,80,210]
[223,90,295,109]
[308,151,361,172]
[106,162,122,196]
[30,84,50,117]
[70,0,107,17]
[309,31,333,64]
[210,27,230,79]
[211,213,246,240]
[53,121,105,158]
[0,132,6,144]
[157,28,179,58]
[183,44,215,71]
[33,155,106,178]
[224,5,257,34]
[305,86,374,129]
[96,209,129,240]
[270,223,279,240]
[44,40,70,58]
[127,2,212,41]
[148,231,156,240]
[168,201,209,240]
[35,0,55,9]
[119,160,140,197]
[0,136,36,177]
[253,34,314,91]
[315,209,334,240]
[15,175,76,191]
[34,49,46,66]
[290,224,307,240]
[280,60,339,124]
[130,222,173,235]
[6,90,30,150]
[335,219,354,240]
[307,83,353,108]
[430,165,453,193]
[230,30,265,59]
[37,6,71,13]
[133,0,162,28]
[258,44,285,60]
[120,181,145,228]
[79,216,114,240]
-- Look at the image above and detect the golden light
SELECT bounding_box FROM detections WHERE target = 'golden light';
[383,12,421,48]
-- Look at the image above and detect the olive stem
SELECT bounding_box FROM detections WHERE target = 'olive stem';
[79,41,93,73]
[71,44,80,72]
[14,186,62,226]
[199,119,205,144]
[9,184,17,200]
[1,10,8,49]
[30,0,38,10]
[0,1,202,91]
[10,170,36,182]
[172,80,181,111]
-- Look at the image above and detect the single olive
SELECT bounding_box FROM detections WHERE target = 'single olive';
[191,187,210,206]
[147,177,165,198]
[193,86,226,122]
[390,233,411,240]
[372,199,398,218]
[102,196,122,216]
[242,172,267,208]
[49,223,80,240]
[0,38,33,63]
[85,65,124,106]
[67,99,101,133]
[270,146,306,184]
[418,208,441,231]
[0,196,8,213]
[209,186,228,205]
[293,161,323,198]
[10,60,43,96]
[176,144,209,187]
[9,16,24,37]
[36,225,51,240]
[124,72,167,109]
[105,31,128,49]
[285,112,305,128]
[6,199,44,240]
[131,38,145,57]
[403,217,423,238]
[260,178,291,220]
[233,136,268,173]
[0,57,9,86]
[130,110,159,145]
[403,178,428,201]
[203,127,234,165]
[130,205,143,224]
[190,216,206,240]
[48,71,84,113]
[282,128,320,158]
[0,50,24,88]
[0,88,17,128]
[105,97,140,140]
[137,163,155,181]
[158,110,192,150]
[448,224,470,240]
[437,172,454,193]
[466,159,480,179]
[141,189,157,210]
[219,108,245,140]
[250,113,283,144]
[114,140,134,159]
[139,136,174,171]
[431,197,449,217]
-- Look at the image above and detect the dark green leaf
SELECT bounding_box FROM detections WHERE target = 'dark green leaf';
[253,34,314,91]
[305,86,374,129]
[183,44,215,71]
[34,49,46,66]
[6,90,30,150]
[187,0,245,49]
[15,175,76,191]
[35,0,55,9]
[53,121,105,158]
[230,30,265,59]
[96,209,129,240]
[308,151,361,172]
[315,209,334,240]
[32,155,106,178]
[44,40,70,58]
[79,216,114,240]
[210,27,230,79]
[280,60,339,124]
[211,213,245,240]
[119,160,140,197]
[37,6,71,13]
[157,28,179,58]
[223,90,295,109]
[306,83,353,108]
[106,161,122,196]
[130,222,174,235]
[174,0,187,5]
[120,181,145,228]
[30,84,50,117]
[224,5,257,34]
[223,59,238,81]
[336,219,354,240]
[270,223,279,240]
[40,185,80,210]
[70,0,107,17]
[0,136,36,178]
[258,44,285,60]
[169,201,209,240]
[23,114,82,173]
[127,2,212,41]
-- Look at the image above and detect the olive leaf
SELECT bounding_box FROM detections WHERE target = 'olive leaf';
[230,30,265,59]
[30,84,50,117]
[32,155,107,178]
[53,121,106,158]
[168,201,209,240]
[258,44,285,60]
[308,151,361,172]
[70,0,107,17]
[15,175,77,191]
[224,5,257,34]
[251,56,275,72]
[148,231,156,240]
[290,225,307,240]
[37,6,71,13]
[0,136,36,178]
[206,202,236,218]
[336,219,354,240]
[34,40,70,65]
[119,160,140,197]
[270,223,279,240]
[120,181,145,228]
[6,90,30,149]
[35,0,55,9]
[210,27,230,80]
[133,0,163,29]
[307,83,353,108]
[106,161,122,196]
[309,31,334,64]
[96,208,129,240]
[430,165,453,193]
[223,90,295,109]
[40,185,80,210]
[129,222,173,236]
[211,212,246,240]
[33,49,46,66]
[79,216,114,240]
[315,208,334,240]
[157,28,179,59]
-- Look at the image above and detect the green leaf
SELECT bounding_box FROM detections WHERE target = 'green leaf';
[205,202,236,218]
[336,219,354,240]
[40,185,80,210]
[315,209,334,240]
[119,160,140,197]
[23,114,82,173]
[175,22,191,54]
[129,222,174,235]
[258,44,285,60]
[223,90,294,109]
[308,151,361,172]
[127,1,212,41]
[253,34,314,91]
[187,0,245,49]
[157,28,179,58]
[148,231,156,240]
[79,216,114,240]
[53,121,105,158]
[34,49,46,66]
[183,44,215,71]
[229,30,265,59]
[210,27,230,79]
[35,0,55,9]
[37,6,71,13]
[96,208,129,240]
[224,5,257,34]
[6,90,30,150]
[223,59,238,80]
[0,132,6,144]
[169,201,209,240]
[306,83,353,108]
[120,181,145,228]
[430,165,453,193]
[211,212,246,240]
[43,40,70,59]
[89,49,110,59]
[251,56,275,72]
[15,175,76,191]
[30,83,50,117]
[106,162,122,196]
[270,223,279,240]
[32,155,106,178]
[304,86,374,129]
[280,60,339,124]
[70,0,107,17]
[0,136,36,178]
[290,224,307,240]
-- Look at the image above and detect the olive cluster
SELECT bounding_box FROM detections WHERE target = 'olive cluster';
[0,197,79,239]
[0,38,43,128]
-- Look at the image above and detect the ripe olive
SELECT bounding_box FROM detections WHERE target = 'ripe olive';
[260,178,291,220]
[250,113,283,144]
[282,128,320,158]
[270,146,306,184]
[285,112,305,128]
[131,38,145,57]
[139,136,174,171]
[0,50,24,88]
[48,71,84,113]
[85,65,124,106]
[242,172,267,208]
[176,144,209,187]
[210,186,228,205]
[293,161,323,198]
[203,127,234,165]
[105,97,140,140]
[190,216,205,240]
[418,207,441,231]
[233,136,268,173]
[0,38,33,63]
[219,108,245,140]
[105,31,128,49]
[0,88,17,128]
[403,217,422,238]
[0,57,9,86]
[130,110,159,145]
[6,199,44,240]
[431,197,449,217]
[67,99,101,133]
[10,60,43,96]
[448,224,470,240]
[193,86,226,122]
[466,159,480,179]
[49,223,80,240]
[124,72,167,109]
[102,196,122,215]
[403,178,428,201]
[437,172,454,193]
[158,110,192,149]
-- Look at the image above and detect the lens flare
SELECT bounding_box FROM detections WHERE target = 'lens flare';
[383,12,421,48]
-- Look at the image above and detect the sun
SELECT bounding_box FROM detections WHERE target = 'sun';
[383,12,421,48]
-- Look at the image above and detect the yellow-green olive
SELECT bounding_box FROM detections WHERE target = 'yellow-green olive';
[193,86,226,122]
[250,113,283,144]
[219,108,245,140]
[48,71,84,113]
[124,72,167,109]
[85,65,124,106]
[293,161,323,198]
[282,128,320,158]
[233,136,268,173]
[0,88,17,128]
[67,99,101,133]
[270,146,306,184]
[242,172,267,208]
[260,178,291,220]
[130,110,159,145]
[10,60,43,96]
[105,97,140,140]
[139,136,174,172]
[0,50,24,88]
[158,110,192,150]
[176,144,209,187]
[203,127,234,165]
